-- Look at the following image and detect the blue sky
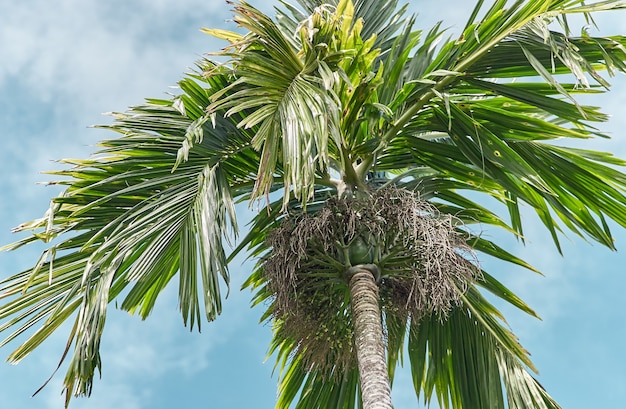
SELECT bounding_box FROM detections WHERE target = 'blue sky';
[1,1,626,408]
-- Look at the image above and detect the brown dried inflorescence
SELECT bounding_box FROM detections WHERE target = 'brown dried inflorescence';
[263,187,481,374]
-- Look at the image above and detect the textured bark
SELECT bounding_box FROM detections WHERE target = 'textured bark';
[349,269,393,409]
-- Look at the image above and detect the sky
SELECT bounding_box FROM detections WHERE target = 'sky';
[1,1,626,408]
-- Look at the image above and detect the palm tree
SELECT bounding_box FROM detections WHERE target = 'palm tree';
[3,0,626,407]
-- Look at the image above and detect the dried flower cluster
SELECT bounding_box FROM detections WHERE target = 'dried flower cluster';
[263,188,481,374]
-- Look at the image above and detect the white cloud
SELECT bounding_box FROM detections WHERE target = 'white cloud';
[43,382,146,409]
[0,0,238,131]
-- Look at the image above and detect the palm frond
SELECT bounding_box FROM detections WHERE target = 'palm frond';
[0,64,253,403]
[377,0,626,251]
[272,339,362,409]
[207,1,344,208]
[406,288,561,409]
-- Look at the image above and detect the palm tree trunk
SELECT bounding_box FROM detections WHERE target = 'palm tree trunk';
[349,268,393,409]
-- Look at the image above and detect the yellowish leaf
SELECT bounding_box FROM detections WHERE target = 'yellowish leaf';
[201,28,242,43]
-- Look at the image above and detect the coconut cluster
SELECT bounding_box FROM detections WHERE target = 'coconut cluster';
[262,187,480,374]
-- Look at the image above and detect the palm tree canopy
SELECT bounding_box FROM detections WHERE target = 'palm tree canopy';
[3,0,626,407]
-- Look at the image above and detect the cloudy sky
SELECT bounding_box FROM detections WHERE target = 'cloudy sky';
[1,1,626,408]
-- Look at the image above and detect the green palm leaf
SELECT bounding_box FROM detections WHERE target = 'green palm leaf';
[1,66,251,401]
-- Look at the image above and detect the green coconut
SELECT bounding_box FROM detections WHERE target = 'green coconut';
[347,236,375,265]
